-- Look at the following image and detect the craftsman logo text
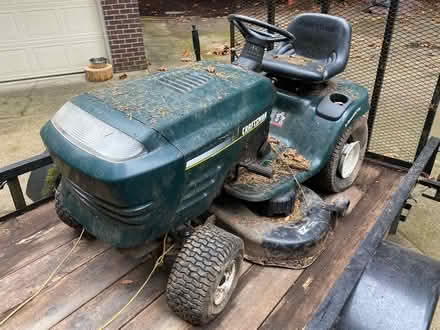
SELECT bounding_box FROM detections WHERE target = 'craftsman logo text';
[242,112,268,136]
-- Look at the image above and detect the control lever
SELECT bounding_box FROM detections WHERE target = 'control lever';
[236,162,273,179]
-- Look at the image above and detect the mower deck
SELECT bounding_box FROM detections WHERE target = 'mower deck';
[0,161,404,329]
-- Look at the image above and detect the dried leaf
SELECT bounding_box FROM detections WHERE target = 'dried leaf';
[206,66,216,73]
[212,44,230,56]
[183,49,189,57]
[268,136,280,145]
[287,56,312,66]
[316,64,324,73]
[302,277,313,290]
[119,73,128,80]
[158,66,168,72]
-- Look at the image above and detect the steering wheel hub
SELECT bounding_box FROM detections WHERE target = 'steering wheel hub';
[228,14,296,72]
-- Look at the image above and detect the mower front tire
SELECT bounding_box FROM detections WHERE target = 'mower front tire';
[55,185,95,239]
[316,116,368,193]
[167,224,244,325]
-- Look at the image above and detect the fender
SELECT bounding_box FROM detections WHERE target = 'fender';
[269,80,369,185]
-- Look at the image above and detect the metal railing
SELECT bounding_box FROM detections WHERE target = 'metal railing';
[0,152,53,222]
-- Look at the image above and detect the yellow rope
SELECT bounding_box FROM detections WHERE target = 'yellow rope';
[99,234,174,330]
[0,228,85,327]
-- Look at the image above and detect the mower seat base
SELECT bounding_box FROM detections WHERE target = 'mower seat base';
[263,55,328,82]
[262,13,352,82]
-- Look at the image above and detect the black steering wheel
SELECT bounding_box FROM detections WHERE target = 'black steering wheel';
[228,14,295,45]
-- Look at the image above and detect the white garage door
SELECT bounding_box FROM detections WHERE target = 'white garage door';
[0,0,108,82]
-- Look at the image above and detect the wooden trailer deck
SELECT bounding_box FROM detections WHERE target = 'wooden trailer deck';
[0,161,405,330]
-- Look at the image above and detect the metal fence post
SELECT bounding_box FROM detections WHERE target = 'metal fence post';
[230,22,236,63]
[266,0,275,25]
[366,0,400,151]
[415,74,440,164]
[230,0,237,63]
[265,0,275,50]
[320,0,329,14]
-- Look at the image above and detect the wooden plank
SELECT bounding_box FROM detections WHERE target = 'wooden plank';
[123,263,302,330]
[52,260,168,330]
[1,247,154,330]
[0,201,58,251]
[352,160,384,188]
[0,239,110,319]
[0,222,79,280]
[203,266,302,330]
[322,161,383,217]
[0,197,55,224]
[122,294,188,330]
[324,185,364,216]
[260,166,403,330]
[122,262,254,330]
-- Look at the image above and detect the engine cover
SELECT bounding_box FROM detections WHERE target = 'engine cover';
[78,61,275,161]
[40,61,275,247]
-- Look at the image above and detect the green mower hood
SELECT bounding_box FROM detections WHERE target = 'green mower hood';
[70,62,274,156]
[40,61,275,247]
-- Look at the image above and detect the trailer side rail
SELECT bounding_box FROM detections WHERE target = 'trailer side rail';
[0,152,53,222]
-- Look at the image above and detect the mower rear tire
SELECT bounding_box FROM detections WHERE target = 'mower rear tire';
[166,224,244,325]
[315,116,368,193]
[55,185,95,240]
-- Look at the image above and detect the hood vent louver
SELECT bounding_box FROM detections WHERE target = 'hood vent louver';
[158,71,213,94]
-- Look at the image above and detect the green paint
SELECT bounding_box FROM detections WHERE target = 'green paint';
[41,60,368,248]
[41,61,274,248]
[225,80,369,202]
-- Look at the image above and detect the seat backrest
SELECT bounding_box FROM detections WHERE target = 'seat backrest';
[280,13,352,77]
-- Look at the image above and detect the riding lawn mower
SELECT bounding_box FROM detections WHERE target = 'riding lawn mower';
[39,13,369,325]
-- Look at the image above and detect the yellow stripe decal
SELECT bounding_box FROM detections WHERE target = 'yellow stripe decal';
[185,112,268,171]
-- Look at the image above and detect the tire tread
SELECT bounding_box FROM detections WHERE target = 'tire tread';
[167,224,243,325]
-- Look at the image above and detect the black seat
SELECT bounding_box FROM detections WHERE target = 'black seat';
[262,13,352,82]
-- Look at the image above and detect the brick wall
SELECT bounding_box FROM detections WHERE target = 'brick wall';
[101,0,147,73]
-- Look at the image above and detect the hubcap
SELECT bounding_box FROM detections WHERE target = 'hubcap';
[338,141,361,179]
[214,261,237,306]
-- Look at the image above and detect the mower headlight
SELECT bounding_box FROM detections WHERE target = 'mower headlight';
[51,102,145,162]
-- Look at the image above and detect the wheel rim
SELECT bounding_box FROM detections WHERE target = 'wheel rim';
[338,141,361,179]
[214,261,237,306]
